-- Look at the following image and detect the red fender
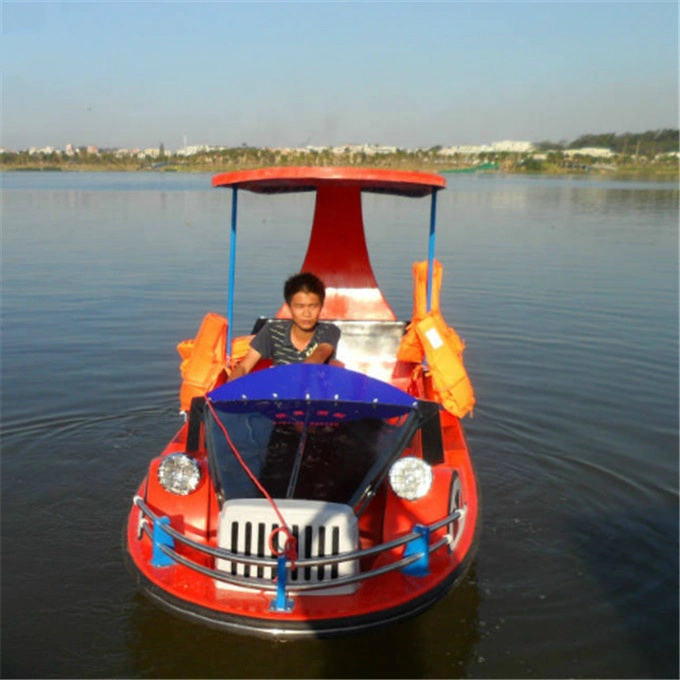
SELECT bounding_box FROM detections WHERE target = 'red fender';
[376,466,455,569]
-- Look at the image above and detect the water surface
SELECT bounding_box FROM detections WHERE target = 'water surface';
[2,171,678,678]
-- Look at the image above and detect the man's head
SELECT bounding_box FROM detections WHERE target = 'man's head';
[284,272,326,333]
[284,272,326,306]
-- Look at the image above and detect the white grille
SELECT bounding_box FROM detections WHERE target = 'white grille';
[216,499,359,595]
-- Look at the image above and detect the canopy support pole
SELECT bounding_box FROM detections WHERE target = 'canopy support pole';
[426,189,439,313]
[226,187,238,365]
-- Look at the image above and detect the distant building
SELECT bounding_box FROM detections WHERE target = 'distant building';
[564,147,615,158]
[28,146,58,155]
[491,141,535,153]
[367,145,398,155]
[177,145,215,157]
[439,145,494,156]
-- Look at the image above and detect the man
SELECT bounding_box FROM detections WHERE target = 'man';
[227,272,340,382]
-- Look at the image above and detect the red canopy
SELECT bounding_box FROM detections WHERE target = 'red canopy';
[211,166,445,197]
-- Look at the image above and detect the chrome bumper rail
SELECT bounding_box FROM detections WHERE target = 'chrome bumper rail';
[133,496,465,593]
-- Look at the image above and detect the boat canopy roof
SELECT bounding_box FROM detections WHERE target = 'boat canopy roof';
[211,166,445,198]
[207,363,418,422]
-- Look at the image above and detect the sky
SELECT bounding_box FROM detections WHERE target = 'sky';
[1,1,678,151]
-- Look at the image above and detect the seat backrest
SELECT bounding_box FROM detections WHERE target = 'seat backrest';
[332,320,407,382]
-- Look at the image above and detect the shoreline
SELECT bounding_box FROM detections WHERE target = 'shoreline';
[2,163,677,182]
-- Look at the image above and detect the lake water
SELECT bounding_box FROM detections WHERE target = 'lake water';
[2,171,678,678]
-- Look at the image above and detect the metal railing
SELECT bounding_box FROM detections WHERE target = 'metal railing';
[133,495,466,595]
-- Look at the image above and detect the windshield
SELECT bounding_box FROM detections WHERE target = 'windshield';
[205,405,419,506]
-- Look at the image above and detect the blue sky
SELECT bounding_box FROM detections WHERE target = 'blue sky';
[2,1,678,150]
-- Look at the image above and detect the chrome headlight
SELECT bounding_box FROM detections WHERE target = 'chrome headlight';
[389,457,433,501]
[157,453,201,495]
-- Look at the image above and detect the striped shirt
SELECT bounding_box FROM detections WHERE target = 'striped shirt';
[250,320,341,366]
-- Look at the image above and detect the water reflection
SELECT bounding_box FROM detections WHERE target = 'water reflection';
[126,569,481,678]
[566,506,679,679]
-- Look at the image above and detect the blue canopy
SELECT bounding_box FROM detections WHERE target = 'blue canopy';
[207,364,418,422]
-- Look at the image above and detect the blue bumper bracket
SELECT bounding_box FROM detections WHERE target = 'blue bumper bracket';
[270,554,294,613]
[402,524,431,576]
[151,516,175,568]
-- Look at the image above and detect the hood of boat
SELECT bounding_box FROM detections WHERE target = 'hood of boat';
[207,363,418,422]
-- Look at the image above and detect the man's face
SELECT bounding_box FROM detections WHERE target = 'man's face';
[288,291,323,332]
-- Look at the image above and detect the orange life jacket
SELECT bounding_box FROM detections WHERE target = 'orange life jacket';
[177,314,255,412]
[397,260,475,418]
[414,312,475,418]
[398,259,444,363]
[178,313,228,412]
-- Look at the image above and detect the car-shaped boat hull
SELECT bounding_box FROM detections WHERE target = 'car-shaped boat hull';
[125,168,480,638]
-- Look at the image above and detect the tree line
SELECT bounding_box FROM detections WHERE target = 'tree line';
[2,129,677,174]
[536,128,678,156]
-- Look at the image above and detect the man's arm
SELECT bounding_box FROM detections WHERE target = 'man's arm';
[304,342,335,365]
[227,347,262,382]
[305,323,341,364]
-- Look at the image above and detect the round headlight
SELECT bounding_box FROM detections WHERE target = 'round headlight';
[157,453,201,495]
[389,456,433,501]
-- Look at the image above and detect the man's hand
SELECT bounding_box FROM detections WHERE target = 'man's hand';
[227,348,262,382]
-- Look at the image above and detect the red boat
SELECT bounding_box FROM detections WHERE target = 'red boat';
[125,166,480,638]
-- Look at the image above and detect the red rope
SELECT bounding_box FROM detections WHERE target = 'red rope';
[205,400,298,567]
